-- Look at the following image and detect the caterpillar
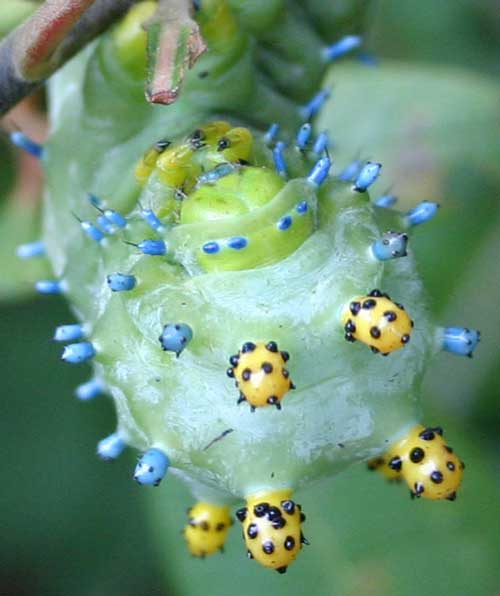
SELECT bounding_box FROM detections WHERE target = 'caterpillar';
[14,0,480,575]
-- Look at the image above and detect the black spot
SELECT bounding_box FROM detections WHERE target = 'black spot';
[189,129,206,149]
[266,341,278,352]
[395,302,405,310]
[272,517,286,529]
[198,70,209,79]
[247,523,258,539]
[345,320,356,333]
[446,461,456,471]
[300,532,310,545]
[236,508,247,522]
[446,492,457,501]
[242,368,251,381]
[276,566,288,574]
[226,367,235,378]
[217,137,230,151]
[345,333,356,343]
[280,350,290,362]
[388,456,402,471]
[384,310,397,322]
[460,461,465,470]
[410,447,425,463]
[154,139,171,152]
[262,362,273,374]
[282,369,290,378]
[444,445,454,454]
[289,382,296,390]
[300,512,306,522]
[242,342,256,353]
[262,540,275,554]
[188,519,196,527]
[174,324,181,330]
[267,507,281,520]
[281,500,295,515]
[362,299,377,309]
[369,289,383,297]
[337,442,345,448]
[200,521,209,531]
[370,346,380,354]
[215,523,225,531]
[229,355,239,367]
[370,326,381,339]
[247,550,254,559]
[433,426,443,436]
[284,536,295,551]
[414,482,425,496]
[430,470,443,484]
[267,396,278,406]
[367,457,384,470]
[254,503,269,517]
[237,393,246,404]
[401,334,410,344]
[419,428,436,441]
[350,301,361,316]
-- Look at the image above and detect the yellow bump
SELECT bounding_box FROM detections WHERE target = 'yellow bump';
[238,490,306,573]
[341,290,413,354]
[155,144,197,187]
[184,502,232,557]
[228,341,294,410]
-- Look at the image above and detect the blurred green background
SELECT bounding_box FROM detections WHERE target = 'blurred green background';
[1,1,499,595]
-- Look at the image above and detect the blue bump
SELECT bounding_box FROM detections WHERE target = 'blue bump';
[374,194,397,208]
[54,324,85,342]
[372,232,408,261]
[80,221,105,243]
[273,141,287,178]
[10,131,44,159]
[97,433,126,461]
[137,239,167,255]
[103,209,127,229]
[75,378,105,401]
[296,123,312,150]
[312,131,329,155]
[300,89,331,121]
[107,273,137,292]
[226,236,248,250]
[353,162,382,192]
[357,51,378,66]
[338,159,363,182]
[197,163,236,186]
[159,323,193,356]
[442,327,480,358]
[264,123,280,145]
[97,214,116,234]
[296,201,308,214]
[134,448,170,486]
[16,241,46,259]
[277,215,293,231]
[322,35,362,62]
[61,342,96,364]
[140,208,165,232]
[35,280,63,295]
[202,241,220,254]
[307,156,331,187]
[406,201,439,227]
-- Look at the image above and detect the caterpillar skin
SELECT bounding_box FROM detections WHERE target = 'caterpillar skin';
[31,0,475,573]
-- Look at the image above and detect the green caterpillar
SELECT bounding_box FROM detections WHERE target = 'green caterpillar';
[16,0,479,574]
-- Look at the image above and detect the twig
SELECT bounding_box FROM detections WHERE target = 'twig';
[0,0,138,116]
[145,0,206,105]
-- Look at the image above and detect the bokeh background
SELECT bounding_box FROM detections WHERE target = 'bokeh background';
[1,1,499,595]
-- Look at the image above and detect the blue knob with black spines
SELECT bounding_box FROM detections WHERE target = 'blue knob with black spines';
[134,448,170,486]
[97,433,126,461]
[441,327,481,358]
[353,162,382,192]
[159,323,193,357]
[107,273,137,292]
[61,342,96,363]
[405,201,440,227]
[372,231,408,261]
[53,324,85,342]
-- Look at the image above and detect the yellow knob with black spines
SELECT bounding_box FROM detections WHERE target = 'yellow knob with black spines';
[184,502,233,557]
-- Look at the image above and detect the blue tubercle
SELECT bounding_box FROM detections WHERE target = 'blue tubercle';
[140,207,165,233]
[10,131,44,158]
[134,448,170,486]
[126,239,167,255]
[54,324,85,342]
[307,156,331,187]
[371,231,408,261]
[338,159,364,182]
[312,131,329,156]
[75,378,105,401]
[159,323,193,356]
[264,123,280,145]
[441,327,480,358]
[97,433,126,461]
[197,163,236,186]
[357,51,379,66]
[277,215,293,231]
[300,89,331,121]
[405,201,440,227]
[226,236,248,250]
[103,209,127,228]
[35,280,64,295]
[273,141,287,178]
[353,162,382,192]
[97,214,117,235]
[79,220,105,243]
[296,201,308,214]
[107,273,137,292]
[16,241,46,259]
[374,194,398,208]
[61,342,96,363]
[296,123,312,150]
[322,35,362,62]
[202,241,220,254]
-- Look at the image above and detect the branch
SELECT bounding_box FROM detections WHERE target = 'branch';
[0,0,138,116]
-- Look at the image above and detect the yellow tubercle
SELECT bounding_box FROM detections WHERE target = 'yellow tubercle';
[184,502,233,557]
[227,341,294,410]
[236,489,307,573]
[342,289,413,355]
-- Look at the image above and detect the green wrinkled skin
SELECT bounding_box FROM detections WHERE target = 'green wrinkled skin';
[41,0,435,504]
